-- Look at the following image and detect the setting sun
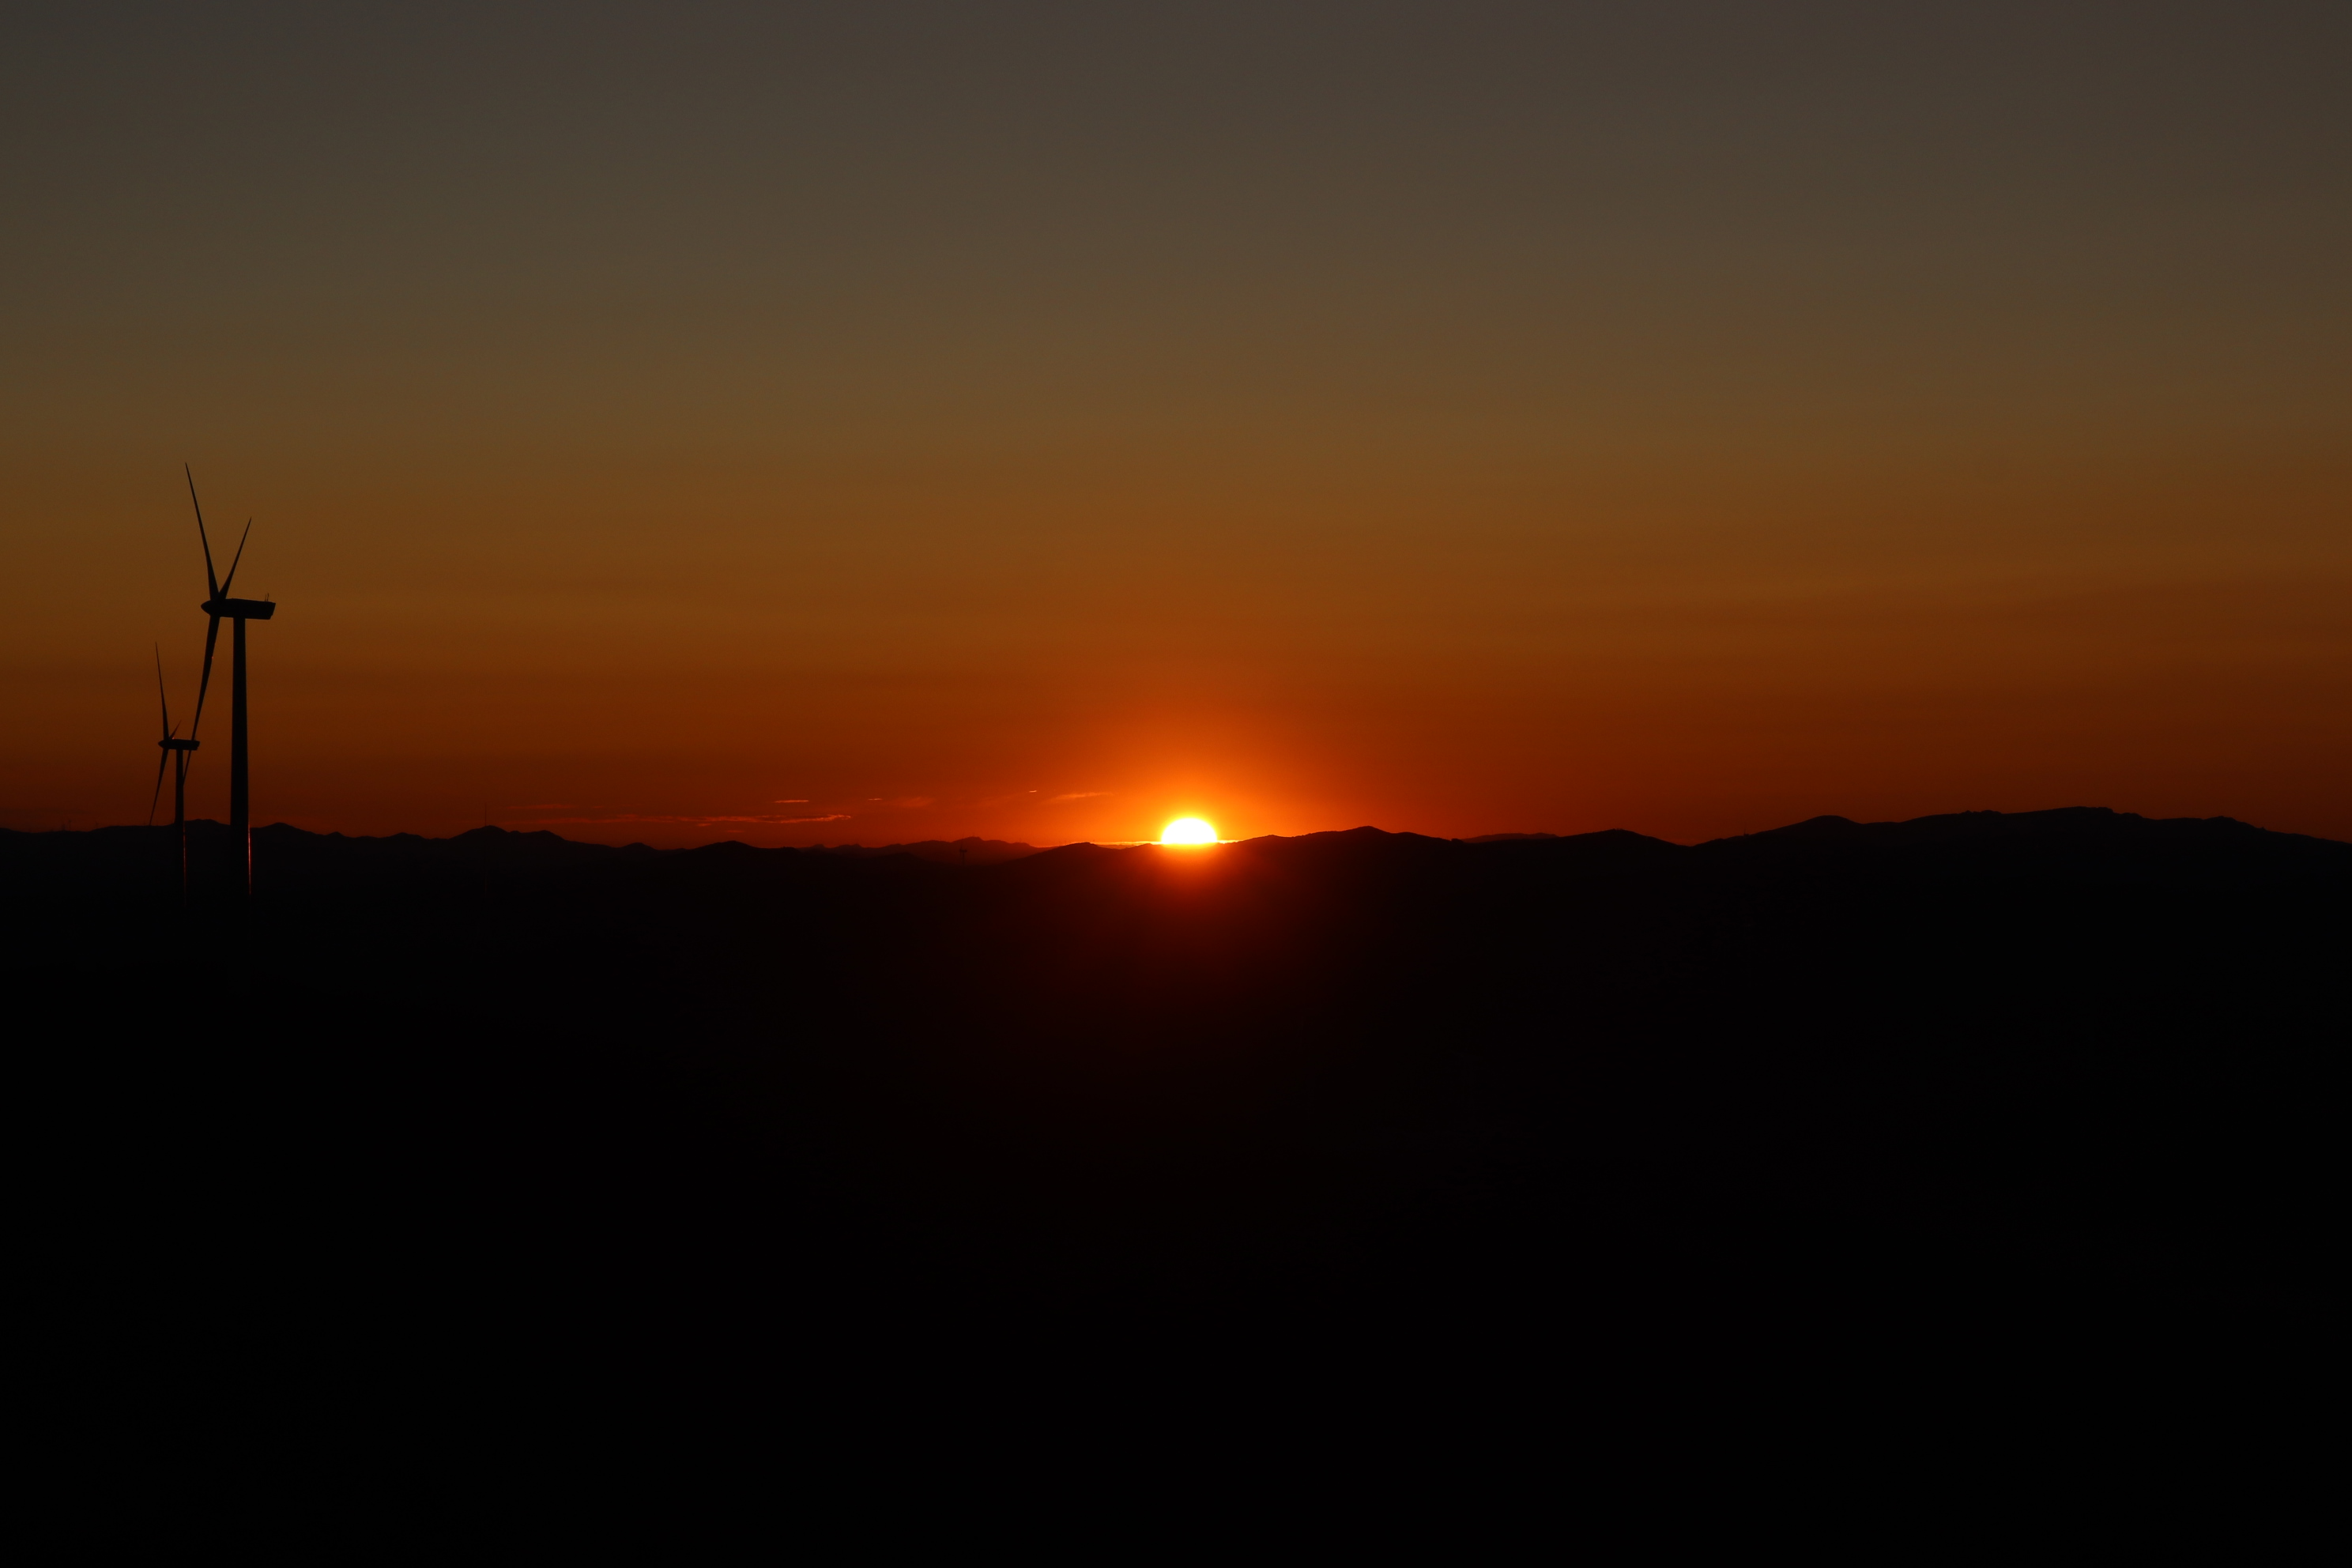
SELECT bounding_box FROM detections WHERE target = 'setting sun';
[1160,818,1218,845]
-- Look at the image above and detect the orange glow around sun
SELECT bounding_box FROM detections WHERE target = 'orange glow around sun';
[1160,817,1218,845]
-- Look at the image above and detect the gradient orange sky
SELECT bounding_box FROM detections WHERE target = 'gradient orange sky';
[6,3,2348,846]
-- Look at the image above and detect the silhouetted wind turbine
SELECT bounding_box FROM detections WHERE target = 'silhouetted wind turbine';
[149,644,201,902]
[186,465,276,896]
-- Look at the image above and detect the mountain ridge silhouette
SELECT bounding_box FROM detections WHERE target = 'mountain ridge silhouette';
[13,802,2340,1404]
[11,801,2335,878]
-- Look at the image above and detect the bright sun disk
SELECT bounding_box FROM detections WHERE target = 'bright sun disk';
[1160,817,1217,845]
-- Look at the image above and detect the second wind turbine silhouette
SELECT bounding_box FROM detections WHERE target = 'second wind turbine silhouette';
[186,465,275,895]
[149,644,200,900]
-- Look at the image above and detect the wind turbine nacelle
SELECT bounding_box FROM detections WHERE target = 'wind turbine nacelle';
[203,597,277,619]
[160,737,201,752]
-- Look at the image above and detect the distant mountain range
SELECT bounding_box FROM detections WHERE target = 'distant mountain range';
[799,835,1043,865]
[13,805,2341,1399]
[17,803,2337,872]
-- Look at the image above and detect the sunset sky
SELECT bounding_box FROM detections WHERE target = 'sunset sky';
[5,2,2347,846]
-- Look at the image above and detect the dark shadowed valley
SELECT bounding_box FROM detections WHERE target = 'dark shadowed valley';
[13,808,2343,1411]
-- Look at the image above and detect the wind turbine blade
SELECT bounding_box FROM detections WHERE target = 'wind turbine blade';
[149,748,170,826]
[187,465,218,600]
[154,643,172,739]
[219,519,251,599]
[191,615,220,740]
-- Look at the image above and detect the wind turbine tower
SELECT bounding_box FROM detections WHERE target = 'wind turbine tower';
[149,645,201,900]
[186,466,277,896]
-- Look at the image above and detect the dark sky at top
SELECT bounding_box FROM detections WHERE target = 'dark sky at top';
[6,3,2347,844]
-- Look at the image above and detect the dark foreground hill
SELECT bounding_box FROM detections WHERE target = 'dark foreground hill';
[9,808,2344,1420]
